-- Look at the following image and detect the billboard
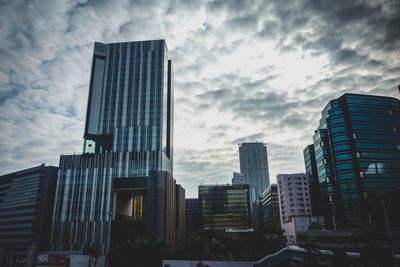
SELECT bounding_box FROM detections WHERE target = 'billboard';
[37,254,68,267]
[162,260,253,267]
[70,255,89,267]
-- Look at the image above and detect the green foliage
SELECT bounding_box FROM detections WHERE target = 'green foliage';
[172,230,285,261]
[83,245,98,258]
[107,231,285,266]
[108,239,167,267]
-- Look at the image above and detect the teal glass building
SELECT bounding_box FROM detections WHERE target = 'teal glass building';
[312,93,400,230]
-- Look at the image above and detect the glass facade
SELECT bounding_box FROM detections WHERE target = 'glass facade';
[0,166,58,267]
[312,93,400,230]
[83,40,173,175]
[239,142,270,204]
[199,184,251,230]
[185,198,201,235]
[51,40,180,255]
[259,184,281,230]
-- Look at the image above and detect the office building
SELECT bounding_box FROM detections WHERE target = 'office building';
[199,184,251,231]
[303,145,323,216]
[277,174,312,222]
[312,93,400,230]
[239,143,270,204]
[232,172,247,185]
[259,184,281,231]
[185,198,201,236]
[277,174,324,244]
[50,40,184,255]
[82,40,173,173]
[0,165,58,267]
[175,184,185,245]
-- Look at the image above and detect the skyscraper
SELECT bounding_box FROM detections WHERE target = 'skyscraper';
[312,93,400,230]
[50,40,183,255]
[83,40,173,174]
[239,142,270,204]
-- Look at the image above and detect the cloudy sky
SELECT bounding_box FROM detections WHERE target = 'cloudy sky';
[0,0,399,197]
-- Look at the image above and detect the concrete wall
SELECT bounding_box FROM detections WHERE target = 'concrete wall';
[115,192,133,217]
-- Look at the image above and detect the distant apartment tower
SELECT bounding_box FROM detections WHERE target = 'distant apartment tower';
[312,93,400,230]
[239,142,270,204]
[303,145,323,216]
[0,165,58,267]
[259,184,281,231]
[50,40,184,255]
[232,172,247,185]
[199,184,251,231]
[185,198,201,235]
[277,174,323,244]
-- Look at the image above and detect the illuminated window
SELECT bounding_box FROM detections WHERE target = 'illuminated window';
[133,195,143,220]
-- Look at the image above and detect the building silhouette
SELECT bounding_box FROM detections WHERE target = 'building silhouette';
[50,40,184,255]
[259,184,281,231]
[303,145,323,217]
[185,198,201,236]
[311,93,400,230]
[231,172,246,185]
[0,165,58,267]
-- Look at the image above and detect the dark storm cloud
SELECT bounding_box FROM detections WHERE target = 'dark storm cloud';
[384,17,400,44]
[334,48,369,65]
[206,0,254,14]
[281,112,310,129]
[225,14,259,32]
[220,91,297,121]
[257,20,280,39]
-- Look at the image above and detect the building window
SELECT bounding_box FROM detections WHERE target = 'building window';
[133,195,143,220]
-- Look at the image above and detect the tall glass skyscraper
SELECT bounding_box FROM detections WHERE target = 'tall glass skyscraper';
[239,142,270,204]
[83,40,173,174]
[50,40,183,255]
[312,93,400,230]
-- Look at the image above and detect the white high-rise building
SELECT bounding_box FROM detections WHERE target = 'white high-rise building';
[277,173,311,222]
[277,173,323,243]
